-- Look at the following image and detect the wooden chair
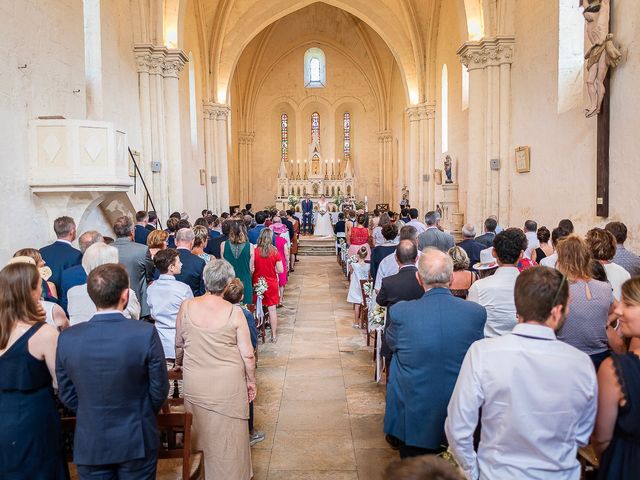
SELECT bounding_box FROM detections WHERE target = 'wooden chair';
[578,445,599,479]
[359,279,370,333]
[61,413,203,480]
[162,369,185,413]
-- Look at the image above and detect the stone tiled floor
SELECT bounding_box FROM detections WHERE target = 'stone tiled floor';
[251,256,396,479]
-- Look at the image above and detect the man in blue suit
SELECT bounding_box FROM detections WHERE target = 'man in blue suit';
[40,216,83,293]
[134,211,150,245]
[174,227,206,296]
[384,247,486,459]
[248,211,268,244]
[59,230,104,312]
[301,194,314,235]
[56,264,169,479]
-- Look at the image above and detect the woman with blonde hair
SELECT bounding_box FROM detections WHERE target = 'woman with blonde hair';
[253,228,284,342]
[593,277,640,478]
[192,225,212,262]
[67,243,141,325]
[556,235,619,370]
[13,248,58,301]
[447,246,477,299]
[0,263,68,479]
[146,229,169,259]
[175,260,256,479]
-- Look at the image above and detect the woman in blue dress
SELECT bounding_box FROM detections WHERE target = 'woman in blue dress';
[594,277,640,480]
[0,262,68,479]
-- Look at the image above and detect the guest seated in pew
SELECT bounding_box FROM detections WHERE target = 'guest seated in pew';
[446,266,597,480]
[56,264,169,479]
[0,262,68,479]
[175,260,256,480]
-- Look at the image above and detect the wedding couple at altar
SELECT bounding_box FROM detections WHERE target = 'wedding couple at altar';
[300,194,334,237]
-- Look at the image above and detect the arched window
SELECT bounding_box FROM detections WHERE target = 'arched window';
[343,112,351,161]
[304,48,326,88]
[188,52,198,152]
[461,64,469,110]
[280,113,288,162]
[441,64,449,153]
[558,0,584,114]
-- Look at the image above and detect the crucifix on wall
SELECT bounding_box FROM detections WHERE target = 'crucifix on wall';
[582,0,622,217]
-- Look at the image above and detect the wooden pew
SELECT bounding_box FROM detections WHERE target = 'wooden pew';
[61,413,203,480]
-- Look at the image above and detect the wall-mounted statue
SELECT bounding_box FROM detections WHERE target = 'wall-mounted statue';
[444,155,453,184]
[583,0,622,118]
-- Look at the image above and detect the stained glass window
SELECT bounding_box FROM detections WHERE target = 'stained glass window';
[281,113,288,162]
[311,112,320,142]
[343,112,351,161]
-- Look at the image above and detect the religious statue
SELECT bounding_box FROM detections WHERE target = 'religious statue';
[582,0,622,118]
[444,155,453,184]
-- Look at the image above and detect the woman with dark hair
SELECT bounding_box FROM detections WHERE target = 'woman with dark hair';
[532,226,553,263]
[586,228,630,301]
[0,263,68,479]
[593,276,640,479]
[221,221,255,304]
[348,214,371,260]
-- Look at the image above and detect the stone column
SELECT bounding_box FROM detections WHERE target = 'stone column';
[406,103,433,215]
[458,35,514,228]
[203,102,231,213]
[238,131,255,206]
[377,130,392,202]
[162,49,188,214]
[134,44,168,221]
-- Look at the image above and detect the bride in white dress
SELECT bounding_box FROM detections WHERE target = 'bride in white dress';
[314,194,334,237]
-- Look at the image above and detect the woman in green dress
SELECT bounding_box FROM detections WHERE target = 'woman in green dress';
[221,220,255,304]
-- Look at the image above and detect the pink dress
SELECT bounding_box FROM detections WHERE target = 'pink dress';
[275,235,288,286]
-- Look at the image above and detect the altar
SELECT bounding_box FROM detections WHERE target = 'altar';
[274,122,357,212]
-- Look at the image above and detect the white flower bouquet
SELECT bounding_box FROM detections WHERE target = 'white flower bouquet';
[362,281,374,298]
[254,277,268,297]
[368,304,386,329]
[346,254,359,266]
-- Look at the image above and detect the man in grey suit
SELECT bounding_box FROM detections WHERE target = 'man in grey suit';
[112,216,154,318]
[417,211,455,252]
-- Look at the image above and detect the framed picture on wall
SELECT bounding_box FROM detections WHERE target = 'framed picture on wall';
[515,146,531,173]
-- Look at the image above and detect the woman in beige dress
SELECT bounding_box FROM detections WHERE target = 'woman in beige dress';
[175,259,256,480]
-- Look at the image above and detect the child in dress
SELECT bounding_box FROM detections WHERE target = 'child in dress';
[347,246,371,328]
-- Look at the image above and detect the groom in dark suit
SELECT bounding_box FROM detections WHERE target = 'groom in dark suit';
[301,193,314,235]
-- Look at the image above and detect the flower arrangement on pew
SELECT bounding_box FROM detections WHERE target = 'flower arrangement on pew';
[253,277,268,326]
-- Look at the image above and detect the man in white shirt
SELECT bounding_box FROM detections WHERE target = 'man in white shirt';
[446,266,597,480]
[375,225,421,291]
[467,228,526,337]
[406,208,427,234]
[524,219,540,259]
[147,248,193,359]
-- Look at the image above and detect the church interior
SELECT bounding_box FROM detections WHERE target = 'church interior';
[3,0,640,260]
[3,0,640,479]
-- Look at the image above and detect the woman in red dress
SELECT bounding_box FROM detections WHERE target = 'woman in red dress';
[348,214,371,260]
[252,228,284,342]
